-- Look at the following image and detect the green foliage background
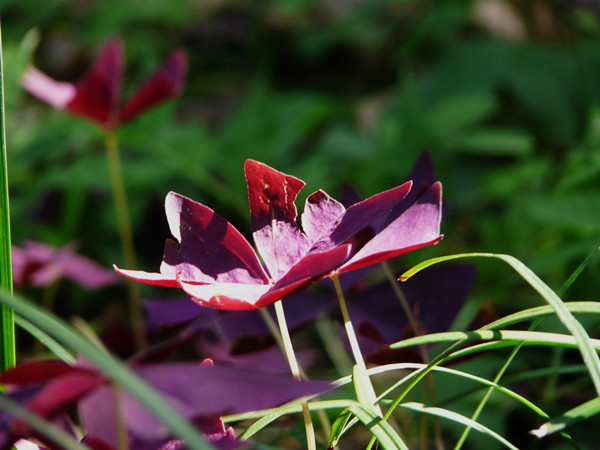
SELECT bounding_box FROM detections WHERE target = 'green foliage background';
[2,0,600,447]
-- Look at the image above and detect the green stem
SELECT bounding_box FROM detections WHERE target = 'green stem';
[260,308,333,441]
[104,131,145,350]
[111,382,129,450]
[273,300,316,450]
[331,274,381,415]
[0,21,15,371]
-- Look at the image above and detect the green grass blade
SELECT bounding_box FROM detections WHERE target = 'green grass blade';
[0,17,15,371]
[327,409,353,449]
[15,315,76,364]
[346,403,408,450]
[0,394,91,449]
[557,244,600,296]
[0,288,214,450]
[530,397,600,438]
[236,399,355,439]
[482,302,600,330]
[391,329,600,350]
[398,402,518,449]
[376,363,549,419]
[401,253,600,395]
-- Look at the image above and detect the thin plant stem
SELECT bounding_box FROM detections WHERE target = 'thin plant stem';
[381,261,443,450]
[273,300,316,450]
[259,308,332,440]
[330,273,381,415]
[0,21,15,371]
[104,131,146,350]
[112,382,128,450]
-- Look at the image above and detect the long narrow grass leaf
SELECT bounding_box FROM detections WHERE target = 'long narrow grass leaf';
[482,302,600,331]
[400,253,600,395]
[0,394,91,449]
[398,402,518,449]
[0,289,214,450]
[15,315,76,364]
[0,18,15,371]
[530,397,600,438]
[391,329,600,350]
[557,244,600,297]
[346,403,408,450]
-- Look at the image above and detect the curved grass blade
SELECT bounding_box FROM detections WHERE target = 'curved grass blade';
[398,402,518,449]
[482,302,600,331]
[346,403,408,450]
[0,288,214,450]
[15,315,76,364]
[400,253,600,395]
[531,397,600,438]
[327,409,353,449]
[0,19,15,371]
[0,394,91,449]
[391,329,600,350]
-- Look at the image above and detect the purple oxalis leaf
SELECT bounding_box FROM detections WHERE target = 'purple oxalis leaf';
[12,241,117,290]
[65,38,123,128]
[119,49,187,125]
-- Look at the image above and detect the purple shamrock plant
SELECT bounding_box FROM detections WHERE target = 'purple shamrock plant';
[22,37,187,131]
[115,156,443,444]
[116,159,442,309]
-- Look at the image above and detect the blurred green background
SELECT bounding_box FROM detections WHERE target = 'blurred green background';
[3,0,600,447]
[4,0,599,295]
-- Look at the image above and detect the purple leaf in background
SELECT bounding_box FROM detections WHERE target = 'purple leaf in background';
[143,290,331,371]
[21,37,187,130]
[199,342,318,374]
[144,298,215,329]
[11,241,117,290]
[117,157,442,310]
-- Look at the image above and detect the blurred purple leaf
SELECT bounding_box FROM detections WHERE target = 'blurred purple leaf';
[11,241,117,290]
[79,363,332,449]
